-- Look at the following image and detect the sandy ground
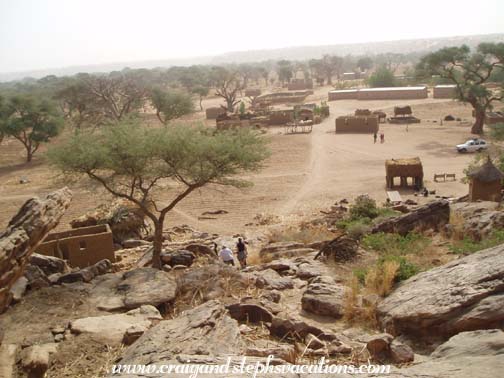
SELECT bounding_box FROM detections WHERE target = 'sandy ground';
[0,86,477,235]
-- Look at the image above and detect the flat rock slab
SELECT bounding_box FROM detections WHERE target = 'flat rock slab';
[118,300,243,365]
[377,244,504,339]
[301,279,348,318]
[90,267,177,311]
[70,305,162,345]
[254,269,294,290]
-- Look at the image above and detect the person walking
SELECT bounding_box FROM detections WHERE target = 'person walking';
[236,238,248,269]
[373,132,377,144]
[380,132,385,144]
[219,245,235,266]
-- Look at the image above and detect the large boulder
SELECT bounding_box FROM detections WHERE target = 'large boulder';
[117,300,243,365]
[70,305,162,345]
[160,249,195,267]
[57,259,112,284]
[260,242,316,260]
[254,269,294,290]
[0,188,72,313]
[29,254,70,276]
[372,200,450,236]
[377,244,504,340]
[301,277,348,318]
[449,201,504,241]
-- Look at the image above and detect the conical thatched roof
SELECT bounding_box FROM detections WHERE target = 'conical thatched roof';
[468,158,504,182]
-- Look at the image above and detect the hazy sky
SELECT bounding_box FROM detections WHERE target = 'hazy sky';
[1,0,503,73]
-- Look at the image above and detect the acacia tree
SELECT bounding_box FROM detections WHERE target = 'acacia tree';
[191,86,210,111]
[418,43,504,134]
[1,96,63,162]
[276,60,293,85]
[48,121,270,268]
[82,74,147,121]
[212,68,245,112]
[55,80,104,129]
[149,88,194,124]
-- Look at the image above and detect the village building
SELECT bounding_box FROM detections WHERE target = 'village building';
[468,158,504,202]
[335,115,379,133]
[433,84,457,99]
[385,157,424,189]
[36,224,115,268]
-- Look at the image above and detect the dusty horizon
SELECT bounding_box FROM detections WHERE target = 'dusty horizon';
[1,0,504,74]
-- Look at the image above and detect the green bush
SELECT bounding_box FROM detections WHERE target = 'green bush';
[379,255,420,281]
[367,66,396,88]
[362,232,430,256]
[449,229,504,255]
[349,195,379,220]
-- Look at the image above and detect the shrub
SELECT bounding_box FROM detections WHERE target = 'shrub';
[379,255,420,281]
[449,229,504,255]
[349,195,379,220]
[367,66,396,88]
[362,232,430,256]
[364,260,400,297]
[346,221,371,240]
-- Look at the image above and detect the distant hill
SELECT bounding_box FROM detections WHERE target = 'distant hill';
[1,33,503,82]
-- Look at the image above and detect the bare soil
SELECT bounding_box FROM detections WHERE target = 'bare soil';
[0,86,475,236]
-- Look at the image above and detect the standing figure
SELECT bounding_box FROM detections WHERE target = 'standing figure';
[219,245,235,266]
[380,132,385,144]
[373,132,377,144]
[236,238,248,269]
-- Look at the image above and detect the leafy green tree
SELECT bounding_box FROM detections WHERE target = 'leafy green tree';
[367,66,396,88]
[417,43,504,134]
[1,96,63,162]
[150,88,194,124]
[48,121,270,268]
[191,86,210,111]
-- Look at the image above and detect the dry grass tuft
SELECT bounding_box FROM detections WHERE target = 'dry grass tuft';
[365,260,399,297]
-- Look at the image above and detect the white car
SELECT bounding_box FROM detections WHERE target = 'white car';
[456,138,488,153]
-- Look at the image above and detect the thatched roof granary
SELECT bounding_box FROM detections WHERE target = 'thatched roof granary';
[385,157,424,189]
[468,158,504,202]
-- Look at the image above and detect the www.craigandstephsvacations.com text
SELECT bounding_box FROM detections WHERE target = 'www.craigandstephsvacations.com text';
[111,356,391,377]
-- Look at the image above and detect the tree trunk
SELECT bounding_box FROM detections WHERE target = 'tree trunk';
[26,149,33,163]
[472,107,486,135]
[152,221,163,269]
[0,188,72,313]
[226,99,234,113]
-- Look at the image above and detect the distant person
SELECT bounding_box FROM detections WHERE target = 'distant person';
[373,132,377,144]
[219,246,235,266]
[236,238,248,268]
[380,132,385,144]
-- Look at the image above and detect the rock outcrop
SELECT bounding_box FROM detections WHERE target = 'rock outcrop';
[70,305,162,345]
[90,267,177,311]
[117,300,243,365]
[448,201,504,240]
[372,199,449,236]
[0,188,72,313]
[301,276,348,318]
[377,244,504,340]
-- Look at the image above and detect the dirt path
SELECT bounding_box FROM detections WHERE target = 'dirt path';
[0,91,475,235]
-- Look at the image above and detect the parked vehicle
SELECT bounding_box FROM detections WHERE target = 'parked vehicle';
[456,138,488,153]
